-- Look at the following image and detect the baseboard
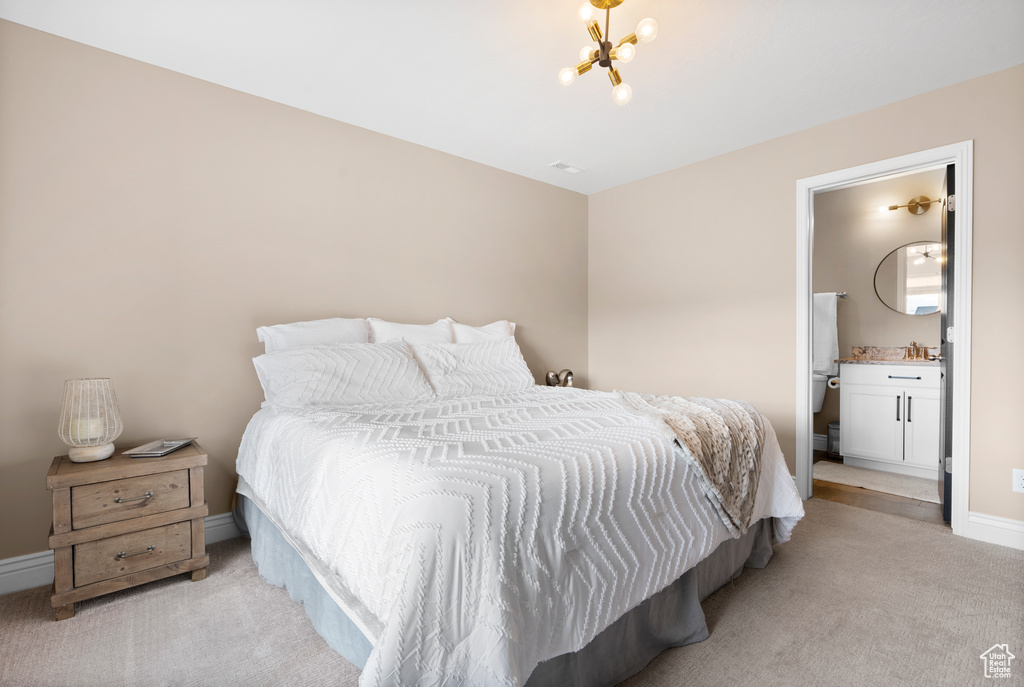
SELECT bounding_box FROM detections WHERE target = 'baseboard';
[204,512,241,545]
[965,511,1024,552]
[0,550,56,598]
[0,512,241,596]
[813,434,828,452]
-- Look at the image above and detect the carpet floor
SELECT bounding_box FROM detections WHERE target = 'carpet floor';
[813,460,941,503]
[1,499,1021,686]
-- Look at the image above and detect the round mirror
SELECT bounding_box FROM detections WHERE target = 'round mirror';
[873,241,941,315]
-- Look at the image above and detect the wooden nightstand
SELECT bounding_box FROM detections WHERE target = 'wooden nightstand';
[45,442,210,620]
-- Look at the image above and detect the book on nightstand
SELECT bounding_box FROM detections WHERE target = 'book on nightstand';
[122,437,197,458]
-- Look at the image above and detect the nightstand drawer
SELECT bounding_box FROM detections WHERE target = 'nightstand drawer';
[71,470,190,529]
[73,521,192,587]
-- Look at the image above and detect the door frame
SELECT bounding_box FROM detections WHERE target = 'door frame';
[795,141,973,536]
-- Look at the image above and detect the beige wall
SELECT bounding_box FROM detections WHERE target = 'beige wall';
[589,63,1024,523]
[0,22,588,559]
[812,170,943,434]
[1,21,1021,562]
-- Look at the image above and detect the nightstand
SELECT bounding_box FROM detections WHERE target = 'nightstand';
[45,443,210,620]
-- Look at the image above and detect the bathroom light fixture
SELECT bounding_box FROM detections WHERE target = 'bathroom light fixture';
[883,195,943,215]
[559,1,658,105]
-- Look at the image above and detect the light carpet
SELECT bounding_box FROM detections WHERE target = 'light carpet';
[814,460,941,503]
[1,499,1021,686]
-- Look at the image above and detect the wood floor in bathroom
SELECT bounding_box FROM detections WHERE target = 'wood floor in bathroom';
[812,452,947,526]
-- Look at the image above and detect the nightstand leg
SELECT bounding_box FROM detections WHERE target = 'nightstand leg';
[191,568,207,582]
[51,547,74,622]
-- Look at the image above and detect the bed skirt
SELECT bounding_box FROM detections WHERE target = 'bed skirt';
[238,494,774,687]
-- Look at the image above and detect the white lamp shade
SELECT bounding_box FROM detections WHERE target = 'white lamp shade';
[58,378,123,461]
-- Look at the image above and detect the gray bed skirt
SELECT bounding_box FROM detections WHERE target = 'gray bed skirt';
[238,495,774,687]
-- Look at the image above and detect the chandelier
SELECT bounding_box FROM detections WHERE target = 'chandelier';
[558,1,658,105]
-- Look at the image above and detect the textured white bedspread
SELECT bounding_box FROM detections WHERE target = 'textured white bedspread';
[236,386,804,687]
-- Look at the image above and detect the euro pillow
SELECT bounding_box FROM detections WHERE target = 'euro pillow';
[253,341,435,408]
[257,317,369,353]
[408,338,535,398]
[368,318,453,344]
[450,319,516,343]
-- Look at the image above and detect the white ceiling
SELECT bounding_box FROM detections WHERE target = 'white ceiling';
[2,1,1022,194]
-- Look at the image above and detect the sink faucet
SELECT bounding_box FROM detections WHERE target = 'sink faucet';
[906,341,928,360]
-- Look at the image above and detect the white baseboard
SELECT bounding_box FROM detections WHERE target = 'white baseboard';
[965,511,1024,552]
[204,512,241,545]
[0,550,56,598]
[0,512,241,597]
[813,434,828,452]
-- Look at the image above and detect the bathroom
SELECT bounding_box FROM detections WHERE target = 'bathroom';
[811,167,948,522]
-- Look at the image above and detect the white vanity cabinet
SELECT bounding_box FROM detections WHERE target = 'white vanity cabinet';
[839,363,940,479]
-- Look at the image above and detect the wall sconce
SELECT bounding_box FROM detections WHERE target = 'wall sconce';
[882,195,943,215]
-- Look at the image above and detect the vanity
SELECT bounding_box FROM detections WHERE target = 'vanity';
[832,235,945,482]
[839,357,940,479]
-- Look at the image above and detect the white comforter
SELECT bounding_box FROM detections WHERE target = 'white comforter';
[236,386,804,686]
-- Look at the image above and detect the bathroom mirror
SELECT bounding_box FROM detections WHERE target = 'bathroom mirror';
[873,241,942,315]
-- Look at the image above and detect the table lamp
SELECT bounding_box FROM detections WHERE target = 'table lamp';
[57,378,124,462]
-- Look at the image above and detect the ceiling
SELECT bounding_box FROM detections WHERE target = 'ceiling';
[1,1,1022,195]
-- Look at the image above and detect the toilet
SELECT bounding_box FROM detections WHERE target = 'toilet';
[813,373,828,413]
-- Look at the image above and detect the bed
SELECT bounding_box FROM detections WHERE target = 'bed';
[235,318,804,687]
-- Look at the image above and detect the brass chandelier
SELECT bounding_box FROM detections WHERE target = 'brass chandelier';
[559,0,658,105]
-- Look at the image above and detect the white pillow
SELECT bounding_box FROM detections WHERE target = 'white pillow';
[253,341,434,408]
[450,319,516,343]
[368,318,453,344]
[257,317,368,353]
[408,338,535,399]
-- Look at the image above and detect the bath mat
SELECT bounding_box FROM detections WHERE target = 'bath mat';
[814,460,941,503]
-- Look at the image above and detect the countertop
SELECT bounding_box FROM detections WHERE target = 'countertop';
[837,359,940,366]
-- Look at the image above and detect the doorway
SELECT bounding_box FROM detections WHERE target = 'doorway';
[809,168,947,522]
[795,142,973,536]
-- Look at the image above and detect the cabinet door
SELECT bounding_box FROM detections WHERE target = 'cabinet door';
[840,384,904,463]
[904,388,940,468]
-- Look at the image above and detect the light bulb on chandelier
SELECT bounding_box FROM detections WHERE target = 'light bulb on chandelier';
[612,82,632,105]
[558,68,577,86]
[613,42,636,63]
[636,18,658,43]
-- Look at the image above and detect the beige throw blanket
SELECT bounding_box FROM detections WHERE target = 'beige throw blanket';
[616,392,767,537]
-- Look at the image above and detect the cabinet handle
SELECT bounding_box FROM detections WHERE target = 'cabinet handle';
[888,375,921,380]
[114,491,154,504]
[907,396,912,422]
[115,545,155,559]
[896,395,901,422]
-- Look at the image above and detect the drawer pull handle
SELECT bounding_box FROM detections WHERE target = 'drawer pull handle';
[888,375,922,380]
[114,491,154,504]
[907,396,912,422]
[116,545,155,559]
[896,396,900,422]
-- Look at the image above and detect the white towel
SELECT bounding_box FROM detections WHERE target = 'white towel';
[812,293,838,376]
